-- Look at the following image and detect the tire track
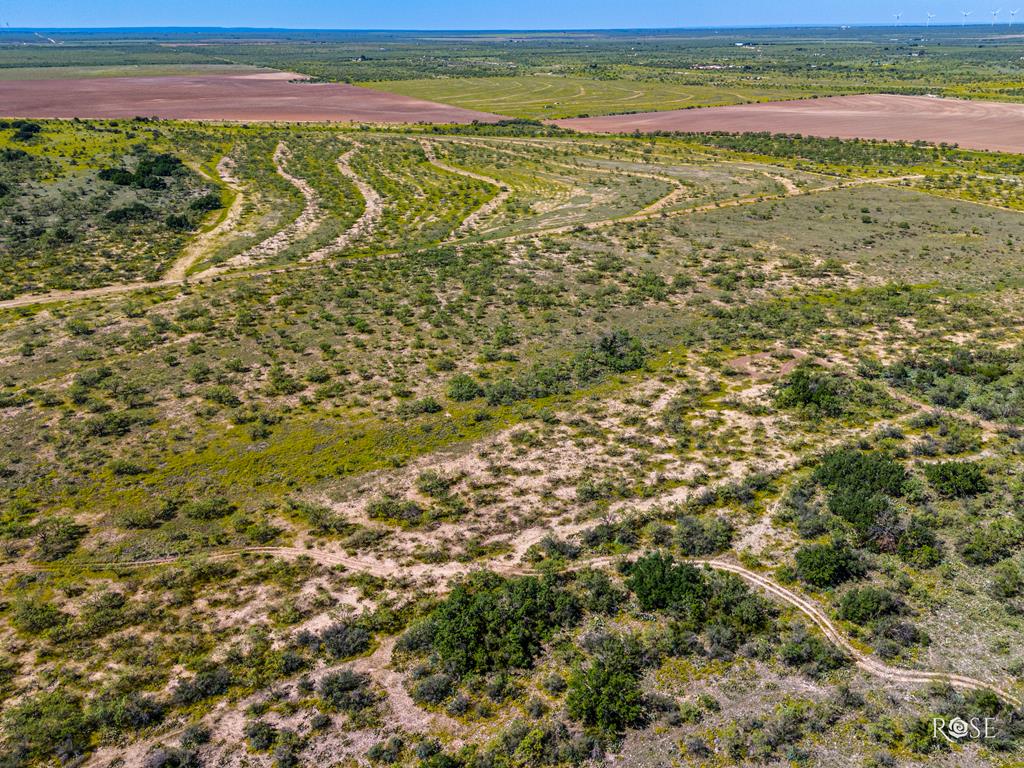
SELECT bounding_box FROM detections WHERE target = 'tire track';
[435,135,688,220]
[164,155,245,281]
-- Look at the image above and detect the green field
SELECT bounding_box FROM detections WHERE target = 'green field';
[367,74,823,118]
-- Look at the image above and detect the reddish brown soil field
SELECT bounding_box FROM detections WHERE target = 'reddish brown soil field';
[0,72,504,124]
[555,94,1024,153]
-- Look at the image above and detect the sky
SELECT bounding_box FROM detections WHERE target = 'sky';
[2,0,1020,30]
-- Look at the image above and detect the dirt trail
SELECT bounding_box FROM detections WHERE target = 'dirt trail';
[693,558,1022,708]
[492,173,924,242]
[164,156,245,281]
[0,173,925,311]
[766,173,802,196]
[305,141,383,262]
[419,139,510,240]
[6,541,1018,708]
[351,636,462,734]
[217,142,323,270]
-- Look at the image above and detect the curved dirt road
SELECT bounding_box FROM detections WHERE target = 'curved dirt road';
[219,141,323,269]
[692,558,1022,708]
[5,544,1018,708]
[0,167,925,312]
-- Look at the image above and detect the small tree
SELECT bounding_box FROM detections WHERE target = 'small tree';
[566,640,646,736]
[794,542,863,588]
[446,373,482,402]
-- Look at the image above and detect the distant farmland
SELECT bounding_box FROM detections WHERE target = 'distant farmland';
[556,93,1024,154]
[369,74,824,119]
[0,72,504,123]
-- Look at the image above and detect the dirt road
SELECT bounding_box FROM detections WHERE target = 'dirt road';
[164,155,245,281]
[0,172,923,311]
[6,543,1018,708]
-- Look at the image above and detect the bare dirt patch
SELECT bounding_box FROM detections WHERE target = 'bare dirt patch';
[554,94,1024,154]
[0,73,506,123]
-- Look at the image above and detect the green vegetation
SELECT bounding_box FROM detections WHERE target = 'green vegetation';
[3,55,1024,763]
[0,120,219,293]
[369,75,818,120]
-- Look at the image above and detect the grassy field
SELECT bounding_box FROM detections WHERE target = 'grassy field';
[366,75,823,118]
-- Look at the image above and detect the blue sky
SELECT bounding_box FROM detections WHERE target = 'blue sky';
[4,1,1019,29]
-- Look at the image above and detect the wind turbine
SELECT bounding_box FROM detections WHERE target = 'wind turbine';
[894,10,903,24]
[992,7,1002,24]
[1010,7,1020,23]
[927,11,936,25]
[963,8,973,25]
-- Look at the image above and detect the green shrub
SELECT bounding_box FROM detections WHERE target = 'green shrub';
[897,516,943,567]
[794,542,863,587]
[11,601,68,634]
[367,495,423,525]
[319,621,371,659]
[34,516,87,560]
[566,638,646,736]
[181,496,236,520]
[367,736,404,764]
[189,192,223,212]
[958,522,1019,566]
[815,449,907,497]
[203,385,241,407]
[320,670,374,712]
[106,202,152,223]
[674,515,734,556]
[774,364,850,417]
[924,461,989,498]
[90,692,165,733]
[397,396,443,416]
[172,668,231,705]
[244,720,277,751]
[837,587,902,625]
[446,374,482,402]
[625,552,706,618]
[411,673,455,705]
[165,214,193,231]
[415,470,458,498]
[827,488,890,534]
[779,626,849,678]
[421,571,579,676]
[2,690,93,764]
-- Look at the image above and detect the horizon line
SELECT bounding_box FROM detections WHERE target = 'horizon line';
[0,23,1018,33]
